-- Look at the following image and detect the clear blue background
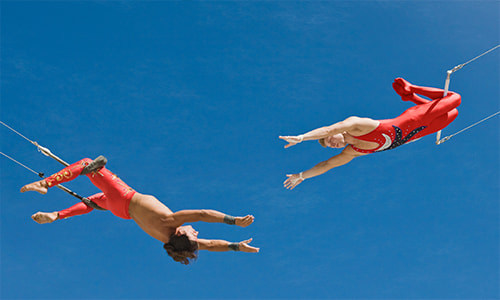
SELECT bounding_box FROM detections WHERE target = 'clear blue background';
[1,1,498,299]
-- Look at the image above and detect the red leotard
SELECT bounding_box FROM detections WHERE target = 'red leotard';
[351,88,461,154]
[45,158,136,219]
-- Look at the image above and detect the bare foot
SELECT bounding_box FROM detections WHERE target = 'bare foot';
[32,212,59,224]
[20,180,48,194]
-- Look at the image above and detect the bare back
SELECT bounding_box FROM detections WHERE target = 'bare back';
[129,192,175,243]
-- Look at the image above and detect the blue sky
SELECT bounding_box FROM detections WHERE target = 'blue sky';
[1,1,498,299]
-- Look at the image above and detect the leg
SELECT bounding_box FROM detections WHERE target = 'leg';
[31,193,105,224]
[393,78,430,105]
[21,157,106,193]
[44,156,106,187]
[410,84,452,100]
[393,77,459,102]
[397,79,461,120]
[399,85,461,122]
[420,92,461,121]
[393,94,460,138]
[87,168,135,219]
[20,158,92,194]
[58,199,96,219]
[425,109,459,134]
[407,94,430,106]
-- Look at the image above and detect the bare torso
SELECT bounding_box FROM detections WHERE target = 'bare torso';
[128,192,175,243]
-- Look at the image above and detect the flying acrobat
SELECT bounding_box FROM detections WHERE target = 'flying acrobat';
[21,157,259,264]
[279,78,461,189]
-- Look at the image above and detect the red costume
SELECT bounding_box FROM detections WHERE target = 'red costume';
[45,158,135,219]
[351,81,461,154]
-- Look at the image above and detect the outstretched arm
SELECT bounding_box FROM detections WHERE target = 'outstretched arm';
[197,238,259,253]
[279,117,368,148]
[165,210,255,228]
[284,146,365,189]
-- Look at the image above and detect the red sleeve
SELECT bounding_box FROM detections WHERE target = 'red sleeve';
[58,202,94,219]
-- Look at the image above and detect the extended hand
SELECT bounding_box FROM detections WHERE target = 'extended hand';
[279,135,303,148]
[239,238,260,253]
[283,174,304,190]
[235,215,255,227]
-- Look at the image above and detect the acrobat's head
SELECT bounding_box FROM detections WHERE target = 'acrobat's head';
[163,225,199,265]
[319,133,347,148]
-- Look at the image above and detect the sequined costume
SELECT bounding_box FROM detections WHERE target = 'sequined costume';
[351,85,461,154]
[45,158,136,219]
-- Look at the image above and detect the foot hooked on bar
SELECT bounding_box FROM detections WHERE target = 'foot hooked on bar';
[81,155,107,175]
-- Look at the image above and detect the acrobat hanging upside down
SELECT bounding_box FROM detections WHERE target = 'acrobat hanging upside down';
[21,156,259,265]
[279,78,461,189]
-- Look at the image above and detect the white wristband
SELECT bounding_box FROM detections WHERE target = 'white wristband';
[297,135,305,143]
[289,172,306,185]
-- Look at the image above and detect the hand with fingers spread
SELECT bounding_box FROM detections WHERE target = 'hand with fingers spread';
[283,173,305,190]
[279,135,304,148]
[235,215,254,227]
[238,238,260,253]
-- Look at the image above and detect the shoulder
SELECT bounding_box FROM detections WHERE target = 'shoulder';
[345,117,379,135]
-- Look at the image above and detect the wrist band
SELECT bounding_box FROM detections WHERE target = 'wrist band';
[228,243,240,251]
[297,135,304,142]
[299,172,305,180]
[223,215,236,225]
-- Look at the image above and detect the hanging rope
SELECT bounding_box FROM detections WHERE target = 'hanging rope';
[1,121,106,210]
[436,44,500,144]
[1,151,106,210]
[0,151,42,176]
[0,121,70,166]
[437,110,500,144]
[450,44,500,73]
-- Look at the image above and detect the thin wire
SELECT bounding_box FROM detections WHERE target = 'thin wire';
[0,151,40,175]
[439,110,500,143]
[0,121,35,144]
[452,44,500,72]
[437,44,500,144]
[1,120,70,166]
[1,121,106,210]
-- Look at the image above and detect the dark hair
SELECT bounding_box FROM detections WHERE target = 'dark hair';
[163,234,199,265]
[318,138,327,147]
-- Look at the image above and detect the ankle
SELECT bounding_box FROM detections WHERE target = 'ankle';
[41,180,49,188]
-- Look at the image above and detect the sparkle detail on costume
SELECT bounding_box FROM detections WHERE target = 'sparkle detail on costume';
[351,84,461,154]
[383,125,427,151]
[378,134,392,151]
[351,121,429,154]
